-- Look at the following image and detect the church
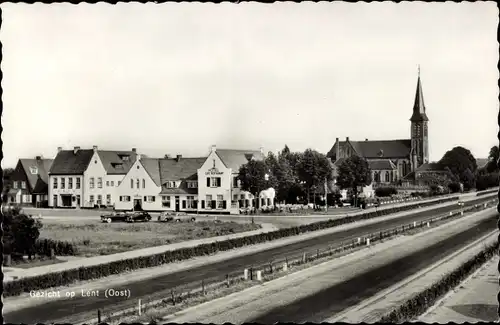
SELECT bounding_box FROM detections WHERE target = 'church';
[327,70,429,185]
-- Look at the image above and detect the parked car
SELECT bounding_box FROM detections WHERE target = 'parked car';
[126,211,152,223]
[101,211,130,223]
[158,211,196,222]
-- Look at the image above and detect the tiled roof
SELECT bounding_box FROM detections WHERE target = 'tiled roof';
[415,162,445,172]
[368,159,397,170]
[98,150,137,175]
[19,158,54,192]
[49,149,94,175]
[216,149,264,171]
[140,158,161,187]
[349,139,411,159]
[159,157,206,183]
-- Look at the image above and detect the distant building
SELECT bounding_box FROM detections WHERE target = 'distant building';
[48,146,137,208]
[8,156,53,207]
[327,70,430,185]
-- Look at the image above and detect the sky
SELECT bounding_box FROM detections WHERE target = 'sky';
[1,2,498,168]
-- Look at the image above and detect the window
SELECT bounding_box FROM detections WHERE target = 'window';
[68,178,73,189]
[162,196,171,208]
[186,196,195,209]
[52,178,57,189]
[76,195,81,204]
[131,179,134,188]
[208,177,221,188]
[106,194,111,205]
[240,194,245,200]
[106,181,110,187]
[23,194,32,203]
[120,196,131,202]
[90,195,95,204]
[98,178,103,188]
[233,177,238,188]
[76,177,81,189]
[144,196,156,203]
[187,181,198,189]
[111,181,114,186]
[233,194,238,201]
[206,195,212,209]
[21,181,26,189]
[142,179,145,188]
[136,179,140,189]
[217,195,224,209]
[90,177,95,189]
[13,181,18,189]
[30,166,38,174]
[117,181,121,186]
[97,195,102,205]
[385,172,390,182]
[60,178,65,189]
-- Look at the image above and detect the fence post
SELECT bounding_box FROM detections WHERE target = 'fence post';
[250,267,253,280]
[302,252,306,264]
[202,279,206,294]
[256,270,262,281]
[243,269,248,280]
[283,262,288,272]
[317,248,320,259]
[171,289,175,306]
[226,274,230,287]
[50,248,55,259]
[269,262,273,274]
[285,257,288,268]
[138,299,142,316]
[97,309,101,323]
[366,238,370,246]
[413,221,416,228]
[427,221,430,227]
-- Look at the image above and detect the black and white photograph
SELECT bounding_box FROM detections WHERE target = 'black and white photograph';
[1,2,499,324]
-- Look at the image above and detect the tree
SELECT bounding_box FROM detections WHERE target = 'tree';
[297,149,333,205]
[238,159,271,206]
[461,167,476,190]
[336,156,372,203]
[2,167,15,203]
[3,208,42,259]
[486,145,499,173]
[265,150,296,203]
[439,146,477,187]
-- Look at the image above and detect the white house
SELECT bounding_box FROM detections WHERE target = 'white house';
[48,146,137,208]
[114,156,162,211]
[197,145,275,215]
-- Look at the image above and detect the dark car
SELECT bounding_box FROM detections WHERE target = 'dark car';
[126,211,152,223]
[101,211,129,223]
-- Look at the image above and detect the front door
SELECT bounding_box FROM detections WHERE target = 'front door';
[133,199,142,211]
[175,196,180,212]
[53,195,58,208]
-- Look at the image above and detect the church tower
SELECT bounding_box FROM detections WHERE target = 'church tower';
[410,66,429,171]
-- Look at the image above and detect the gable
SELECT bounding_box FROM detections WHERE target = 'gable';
[215,149,264,171]
[97,150,137,175]
[118,159,161,189]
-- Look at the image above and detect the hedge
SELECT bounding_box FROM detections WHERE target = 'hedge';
[375,186,398,197]
[34,239,77,256]
[2,195,477,297]
[379,241,499,323]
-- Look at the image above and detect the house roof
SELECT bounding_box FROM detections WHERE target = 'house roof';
[215,149,264,171]
[140,158,162,187]
[159,157,206,184]
[368,159,397,170]
[476,158,489,168]
[49,149,94,175]
[19,158,54,191]
[97,150,137,175]
[415,162,445,172]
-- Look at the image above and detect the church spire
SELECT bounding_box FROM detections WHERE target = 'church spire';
[410,65,429,122]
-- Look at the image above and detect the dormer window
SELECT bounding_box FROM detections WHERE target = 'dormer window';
[187,181,198,189]
[30,167,38,175]
[165,181,176,188]
[118,155,130,161]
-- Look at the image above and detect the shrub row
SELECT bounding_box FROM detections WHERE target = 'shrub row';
[34,239,77,257]
[476,188,498,196]
[375,186,398,197]
[2,195,463,297]
[379,241,499,323]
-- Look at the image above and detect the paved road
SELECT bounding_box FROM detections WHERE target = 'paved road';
[3,196,494,324]
[248,214,497,323]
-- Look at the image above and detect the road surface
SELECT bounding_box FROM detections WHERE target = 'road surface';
[3,195,494,323]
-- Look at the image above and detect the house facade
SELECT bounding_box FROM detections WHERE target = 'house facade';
[8,156,54,207]
[49,146,137,208]
[327,71,430,185]
[197,146,275,214]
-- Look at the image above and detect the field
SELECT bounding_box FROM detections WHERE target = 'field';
[39,219,261,257]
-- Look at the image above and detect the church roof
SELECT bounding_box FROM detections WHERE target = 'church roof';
[410,73,429,122]
[349,139,412,159]
[368,159,397,170]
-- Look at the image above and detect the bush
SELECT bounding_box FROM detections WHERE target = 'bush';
[448,182,461,193]
[3,195,464,297]
[34,239,77,256]
[380,241,498,323]
[375,186,398,197]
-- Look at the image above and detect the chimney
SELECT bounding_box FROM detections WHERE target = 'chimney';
[365,139,368,141]
[73,146,81,154]
[35,156,42,160]
[164,154,171,159]
[259,146,264,155]
[93,145,98,152]
[132,148,137,153]
[346,137,349,142]
[57,147,62,152]
[176,154,182,162]
[211,145,217,153]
